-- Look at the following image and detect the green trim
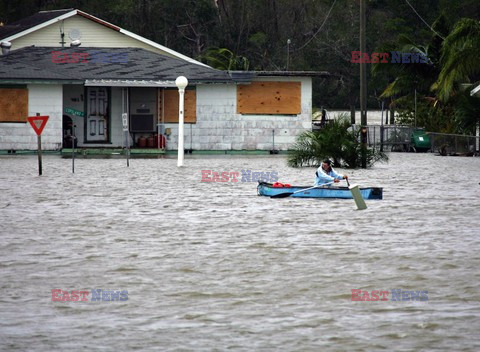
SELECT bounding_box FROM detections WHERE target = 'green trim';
[0,150,61,155]
[61,148,166,156]
[0,149,289,156]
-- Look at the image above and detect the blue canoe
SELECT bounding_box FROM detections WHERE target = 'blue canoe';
[257,182,383,199]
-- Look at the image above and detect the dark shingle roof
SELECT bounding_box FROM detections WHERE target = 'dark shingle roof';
[0,46,233,84]
[0,9,74,40]
[229,70,330,79]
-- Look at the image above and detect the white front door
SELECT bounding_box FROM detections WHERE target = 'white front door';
[86,87,109,142]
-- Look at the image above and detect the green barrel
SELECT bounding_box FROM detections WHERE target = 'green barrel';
[411,129,431,152]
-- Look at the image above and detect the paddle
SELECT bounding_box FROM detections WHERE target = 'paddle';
[346,178,367,210]
[270,181,334,198]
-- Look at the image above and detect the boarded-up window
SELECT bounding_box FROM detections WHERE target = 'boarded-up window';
[161,89,196,123]
[237,81,301,115]
[0,88,28,122]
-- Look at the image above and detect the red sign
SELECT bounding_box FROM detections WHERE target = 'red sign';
[27,115,49,136]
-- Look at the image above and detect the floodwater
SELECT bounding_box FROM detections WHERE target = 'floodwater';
[0,153,479,351]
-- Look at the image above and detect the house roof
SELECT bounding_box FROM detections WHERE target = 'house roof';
[0,46,232,85]
[255,70,331,77]
[0,9,207,67]
[228,70,330,82]
[0,9,74,39]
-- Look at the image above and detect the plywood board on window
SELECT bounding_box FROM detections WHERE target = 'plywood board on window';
[0,88,28,122]
[237,81,301,115]
[161,89,196,123]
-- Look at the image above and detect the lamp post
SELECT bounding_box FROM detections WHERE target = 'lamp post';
[286,39,291,71]
[359,0,368,168]
[175,76,188,167]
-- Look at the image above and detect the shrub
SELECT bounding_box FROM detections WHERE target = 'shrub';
[287,115,388,168]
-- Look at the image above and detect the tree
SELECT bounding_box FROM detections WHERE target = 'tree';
[434,18,480,101]
[199,47,249,70]
[371,13,459,132]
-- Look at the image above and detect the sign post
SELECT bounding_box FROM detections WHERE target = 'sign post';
[122,113,130,167]
[72,124,76,173]
[27,113,49,176]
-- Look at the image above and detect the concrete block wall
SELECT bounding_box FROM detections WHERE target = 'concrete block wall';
[165,77,312,151]
[1,78,311,151]
[0,84,63,150]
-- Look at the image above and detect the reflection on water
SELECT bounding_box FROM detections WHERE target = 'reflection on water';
[0,153,479,351]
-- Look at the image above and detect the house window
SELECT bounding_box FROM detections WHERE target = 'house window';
[0,87,28,122]
[160,89,197,123]
[237,81,301,115]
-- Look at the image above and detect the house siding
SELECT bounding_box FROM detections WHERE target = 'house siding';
[0,85,63,150]
[164,77,312,151]
[1,78,311,151]
[10,15,180,59]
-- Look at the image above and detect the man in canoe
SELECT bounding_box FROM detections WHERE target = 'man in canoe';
[315,159,348,186]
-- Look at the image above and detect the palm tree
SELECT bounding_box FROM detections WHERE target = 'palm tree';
[287,115,388,168]
[199,47,250,70]
[371,14,456,131]
[372,16,447,102]
[434,18,480,101]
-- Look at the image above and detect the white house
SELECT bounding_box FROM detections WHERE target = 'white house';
[0,9,326,152]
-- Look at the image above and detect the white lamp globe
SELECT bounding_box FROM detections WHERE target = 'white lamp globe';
[175,76,188,89]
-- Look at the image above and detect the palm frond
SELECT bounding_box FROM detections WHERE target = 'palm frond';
[435,18,480,101]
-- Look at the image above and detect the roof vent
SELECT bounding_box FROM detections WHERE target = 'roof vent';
[1,41,12,55]
[70,39,81,47]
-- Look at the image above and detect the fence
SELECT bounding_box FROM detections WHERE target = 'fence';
[350,125,415,151]
[428,132,478,156]
[349,125,479,155]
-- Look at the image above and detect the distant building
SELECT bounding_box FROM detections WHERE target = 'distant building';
[0,9,327,152]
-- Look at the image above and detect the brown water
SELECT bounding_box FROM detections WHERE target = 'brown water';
[0,153,479,351]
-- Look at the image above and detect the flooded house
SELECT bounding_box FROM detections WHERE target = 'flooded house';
[0,9,324,153]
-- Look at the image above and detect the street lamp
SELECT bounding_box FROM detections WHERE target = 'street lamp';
[286,39,291,71]
[175,76,188,167]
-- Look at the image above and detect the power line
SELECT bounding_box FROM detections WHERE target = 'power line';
[404,0,445,40]
[296,0,338,51]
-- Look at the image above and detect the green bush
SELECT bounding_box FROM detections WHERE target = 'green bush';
[287,115,388,168]
[394,95,457,133]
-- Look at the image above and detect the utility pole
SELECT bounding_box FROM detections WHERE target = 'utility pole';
[360,0,368,168]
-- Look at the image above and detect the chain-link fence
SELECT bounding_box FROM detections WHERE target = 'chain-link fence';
[349,125,479,155]
[350,125,416,151]
[427,132,478,156]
